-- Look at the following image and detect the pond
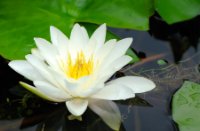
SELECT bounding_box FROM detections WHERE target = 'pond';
[0,15,200,131]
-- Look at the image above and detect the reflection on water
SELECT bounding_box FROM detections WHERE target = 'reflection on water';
[150,15,200,62]
[1,15,200,131]
[121,52,200,131]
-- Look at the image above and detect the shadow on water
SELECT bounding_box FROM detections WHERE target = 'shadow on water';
[1,15,200,131]
[149,14,200,62]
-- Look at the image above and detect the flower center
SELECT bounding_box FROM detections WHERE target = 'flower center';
[66,51,94,79]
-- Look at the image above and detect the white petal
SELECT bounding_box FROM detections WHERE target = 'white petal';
[31,48,44,60]
[109,76,156,93]
[8,60,44,81]
[70,24,88,49]
[98,55,132,83]
[90,24,106,45]
[47,67,78,94]
[20,81,59,102]
[34,38,59,70]
[34,81,71,101]
[109,55,132,70]
[101,55,132,75]
[81,26,89,42]
[25,54,59,87]
[84,38,97,59]
[50,26,69,58]
[105,38,133,65]
[50,26,69,47]
[91,83,135,100]
[89,24,106,50]
[89,99,121,131]
[66,99,88,116]
[66,76,99,97]
[78,82,104,98]
[94,39,116,60]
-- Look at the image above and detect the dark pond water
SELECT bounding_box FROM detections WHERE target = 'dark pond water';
[0,15,200,131]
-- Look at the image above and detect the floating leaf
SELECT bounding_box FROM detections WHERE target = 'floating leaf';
[172,81,200,131]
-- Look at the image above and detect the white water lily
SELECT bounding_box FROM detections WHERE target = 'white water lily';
[9,24,155,130]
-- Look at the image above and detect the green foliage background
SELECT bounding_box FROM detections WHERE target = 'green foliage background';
[0,0,199,60]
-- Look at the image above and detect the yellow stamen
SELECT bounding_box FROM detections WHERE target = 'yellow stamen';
[64,51,94,79]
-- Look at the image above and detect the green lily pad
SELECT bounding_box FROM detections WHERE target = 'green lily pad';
[172,81,200,131]
[155,0,200,24]
[0,0,152,60]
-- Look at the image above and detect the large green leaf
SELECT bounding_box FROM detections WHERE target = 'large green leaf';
[155,0,200,24]
[172,81,200,131]
[66,0,154,29]
[0,0,152,60]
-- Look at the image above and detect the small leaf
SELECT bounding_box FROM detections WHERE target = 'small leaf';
[157,59,168,66]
